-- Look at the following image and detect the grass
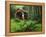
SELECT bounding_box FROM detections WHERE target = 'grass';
[11,19,42,32]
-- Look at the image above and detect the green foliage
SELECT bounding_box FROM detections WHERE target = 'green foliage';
[11,19,42,32]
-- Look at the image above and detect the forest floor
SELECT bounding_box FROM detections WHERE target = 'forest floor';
[10,19,42,32]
